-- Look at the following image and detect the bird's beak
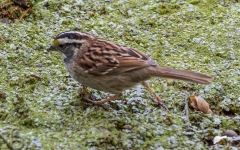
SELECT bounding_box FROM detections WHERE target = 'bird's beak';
[47,40,59,51]
[47,44,57,51]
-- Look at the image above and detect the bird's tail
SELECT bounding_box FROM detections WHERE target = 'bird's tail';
[150,66,213,84]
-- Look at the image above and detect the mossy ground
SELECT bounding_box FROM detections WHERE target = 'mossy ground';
[0,0,239,149]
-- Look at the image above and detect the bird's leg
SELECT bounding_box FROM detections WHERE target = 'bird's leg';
[82,94,120,111]
[79,87,121,110]
[82,94,120,105]
[142,81,169,111]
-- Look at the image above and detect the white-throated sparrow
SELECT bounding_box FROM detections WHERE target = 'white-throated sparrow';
[47,31,213,110]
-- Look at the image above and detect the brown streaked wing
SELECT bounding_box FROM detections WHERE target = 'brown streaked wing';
[75,39,157,75]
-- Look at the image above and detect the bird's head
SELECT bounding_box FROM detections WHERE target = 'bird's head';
[47,31,92,62]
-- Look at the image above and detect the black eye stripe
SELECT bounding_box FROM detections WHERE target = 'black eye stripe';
[59,43,82,47]
[59,44,64,48]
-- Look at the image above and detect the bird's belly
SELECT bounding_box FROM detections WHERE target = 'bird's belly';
[73,74,139,94]
[65,64,139,94]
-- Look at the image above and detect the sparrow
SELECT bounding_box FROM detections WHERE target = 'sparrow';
[47,31,213,110]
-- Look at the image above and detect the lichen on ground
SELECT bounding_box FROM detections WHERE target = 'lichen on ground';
[0,0,239,149]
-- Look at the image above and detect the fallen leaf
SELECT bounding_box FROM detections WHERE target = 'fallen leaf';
[189,95,213,114]
[213,136,227,144]
[222,130,238,137]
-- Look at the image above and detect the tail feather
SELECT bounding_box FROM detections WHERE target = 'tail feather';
[151,66,213,84]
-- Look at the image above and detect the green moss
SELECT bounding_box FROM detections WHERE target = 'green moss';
[0,0,239,149]
[189,0,200,5]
